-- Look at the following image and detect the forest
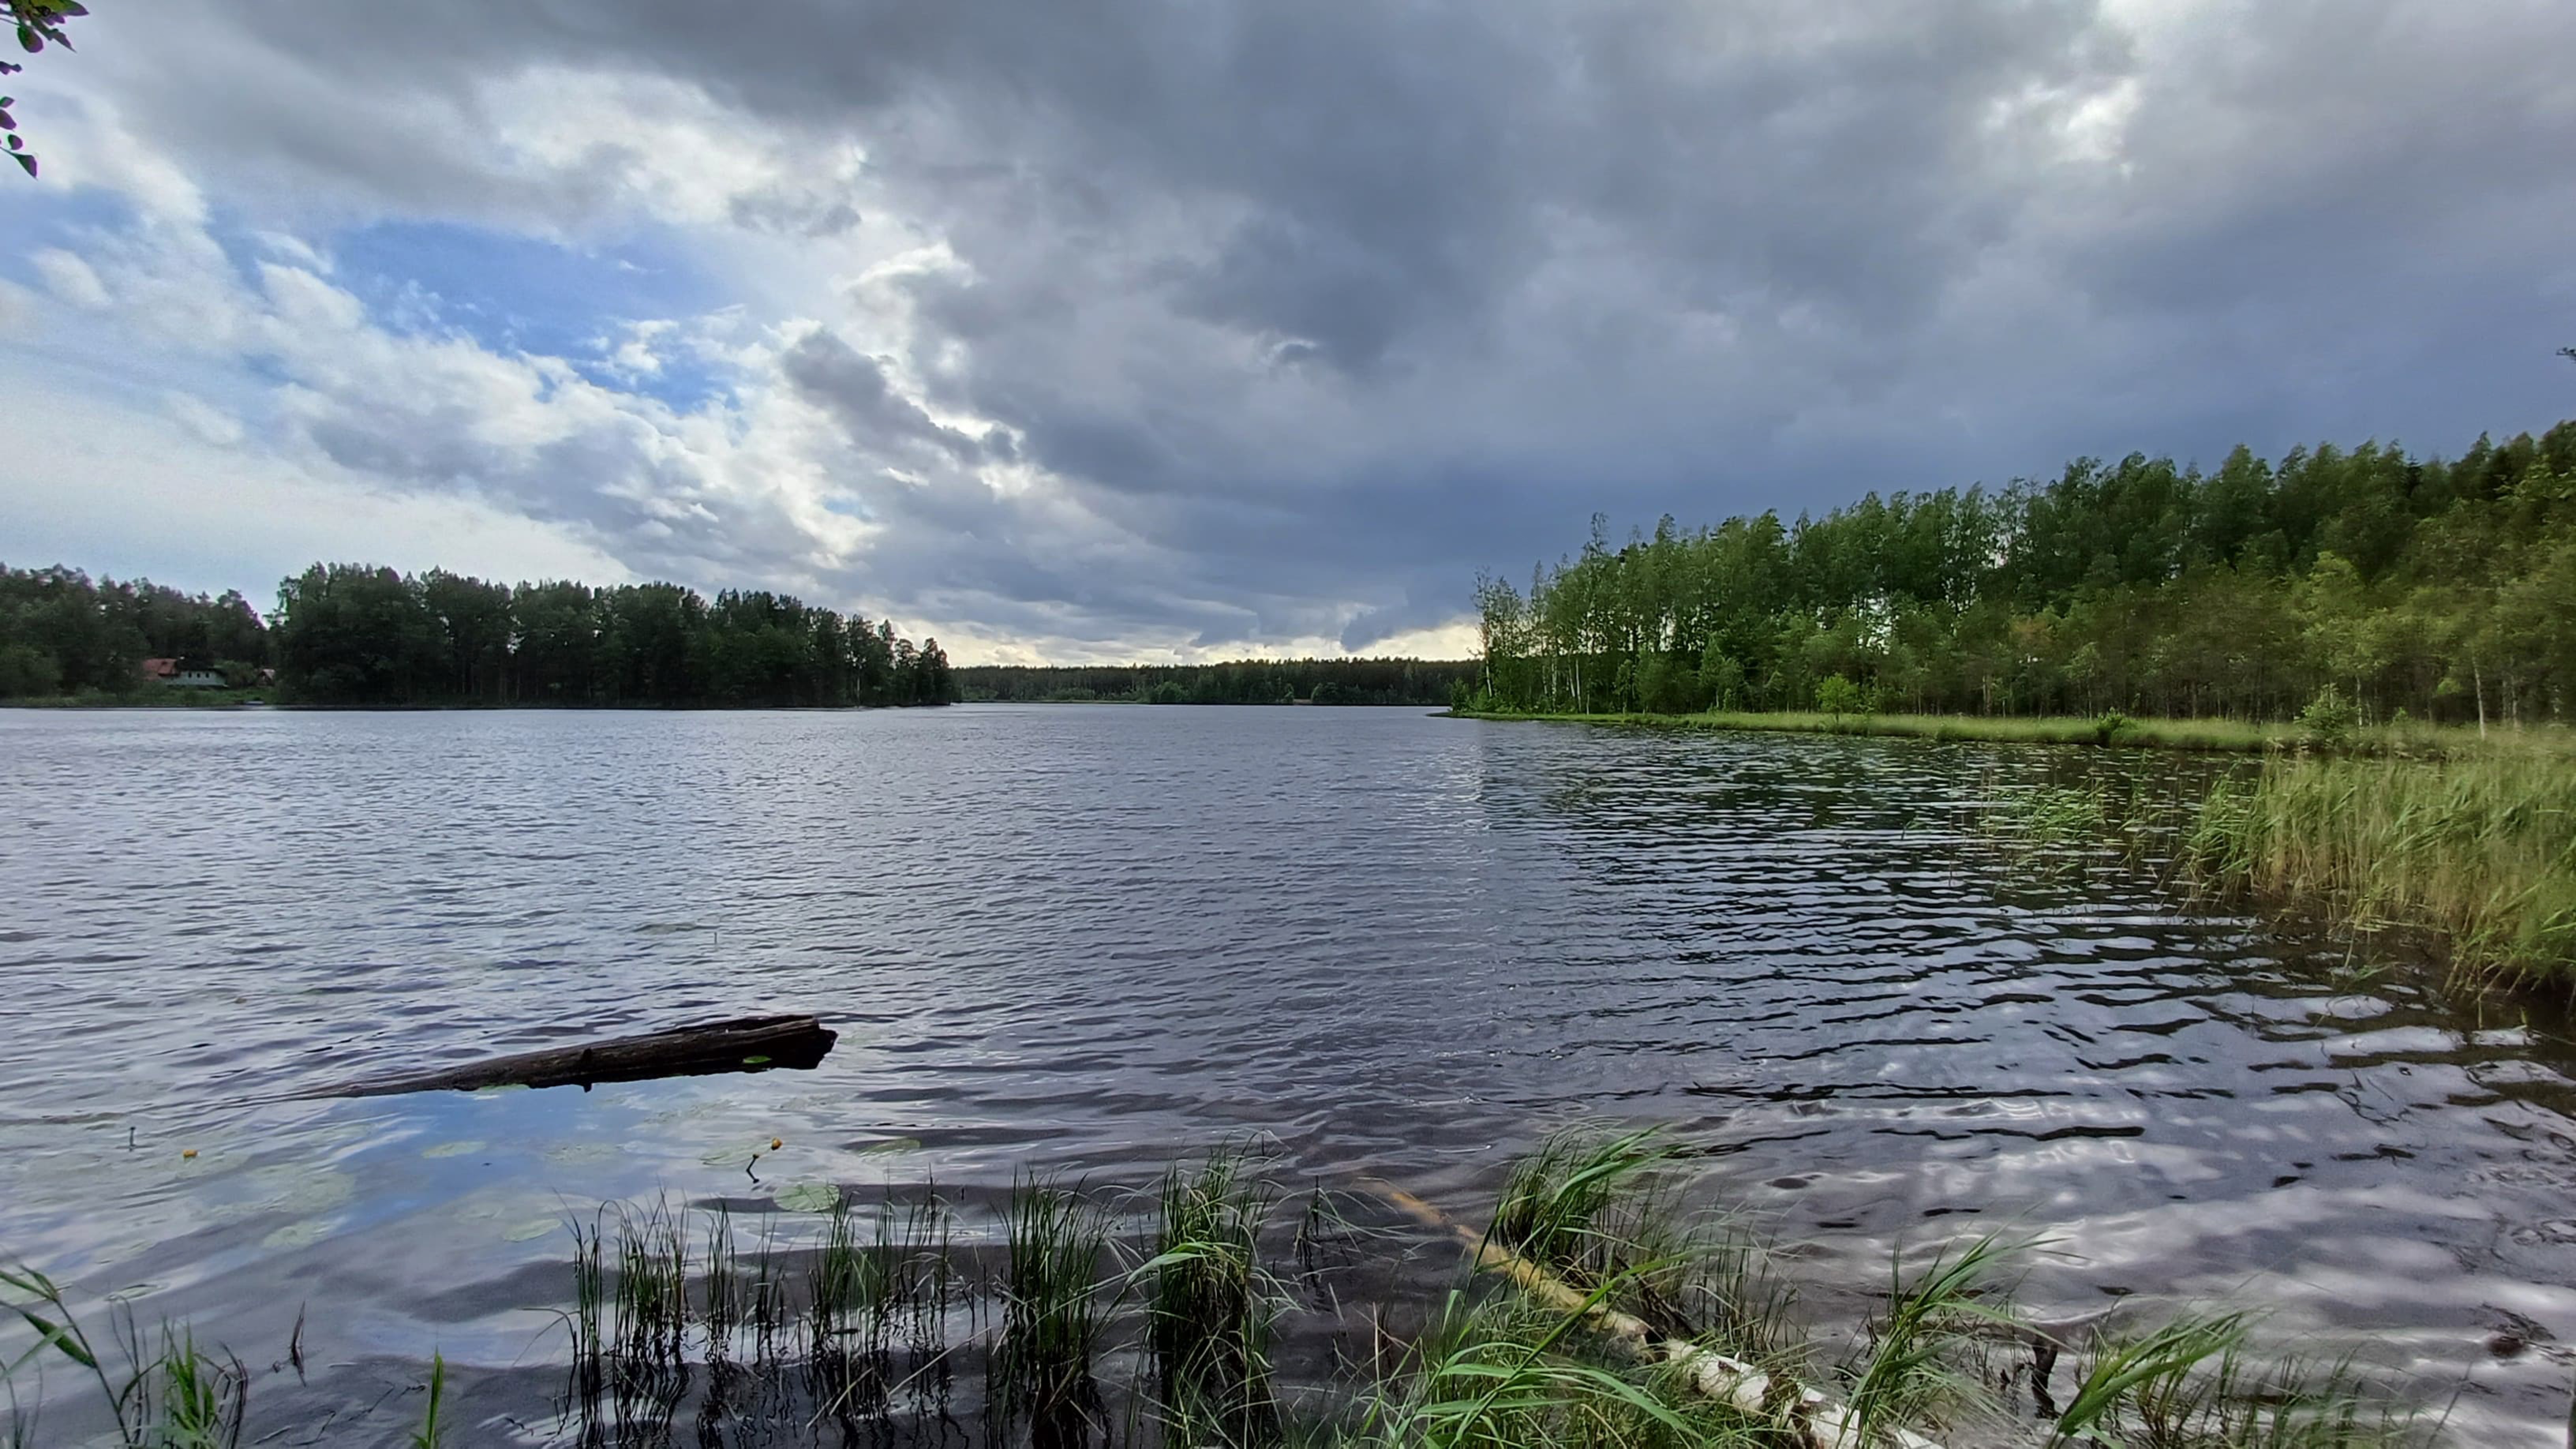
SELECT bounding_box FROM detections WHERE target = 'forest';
[0,562,958,707]
[956,658,1475,706]
[1468,418,2576,725]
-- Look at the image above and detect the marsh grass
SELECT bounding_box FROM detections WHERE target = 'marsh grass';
[1486,1129,1668,1290]
[8,1142,2437,1449]
[1981,784,2118,876]
[1844,1232,2022,1443]
[1454,708,2311,753]
[2186,755,2576,984]
[994,1178,1112,1449]
[2051,1311,2421,1449]
[1139,1149,1286,1447]
[1,1263,248,1449]
[1353,1286,1747,1449]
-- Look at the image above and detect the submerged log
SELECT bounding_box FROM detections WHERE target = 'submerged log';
[307,1014,838,1098]
[1364,1179,1948,1449]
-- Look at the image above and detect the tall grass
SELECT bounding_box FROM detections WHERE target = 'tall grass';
[2187,755,2576,983]
[1454,708,2309,753]
[1844,1233,2021,1443]
[1143,1150,1281,1446]
[2050,1311,2418,1448]
[1352,1287,1751,1449]
[1486,1129,1668,1292]
[6,1144,2437,1449]
[0,1265,249,1449]
[994,1177,1112,1449]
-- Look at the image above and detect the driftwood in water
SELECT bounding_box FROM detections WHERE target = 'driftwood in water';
[1365,1179,1949,1449]
[308,1015,838,1098]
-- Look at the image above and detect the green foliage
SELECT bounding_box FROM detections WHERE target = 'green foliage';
[1352,1288,1725,1449]
[2094,709,2136,743]
[1844,1233,2020,1440]
[1473,418,2576,728]
[1142,1150,1281,1445]
[959,657,1477,706]
[408,1353,444,1449]
[1,2,88,180]
[993,1178,1110,1449]
[2052,1312,2415,1449]
[2300,685,2359,747]
[2185,751,2576,983]
[265,562,955,707]
[1814,674,1869,716]
[0,564,269,698]
[0,1263,246,1448]
[1487,1129,1669,1286]
[11,1152,2430,1449]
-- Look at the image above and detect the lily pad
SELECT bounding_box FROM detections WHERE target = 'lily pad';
[775,1181,840,1213]
[855,1137,923,1155]
[263,1221,328,1250]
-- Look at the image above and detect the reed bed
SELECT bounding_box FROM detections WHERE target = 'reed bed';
[1455,705,2576,763]
[1453,707,2306,753]
[5,1134,2432,1449]
[2187,754,2576,984]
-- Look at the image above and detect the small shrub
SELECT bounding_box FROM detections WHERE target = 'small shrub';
[2092,710,2135,744]
[1816,675,1870,717]
[2299,685,2358,747]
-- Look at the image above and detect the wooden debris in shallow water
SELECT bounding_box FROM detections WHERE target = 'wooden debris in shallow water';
[301,1014,837,1097]
[1365,1178,1949,1449]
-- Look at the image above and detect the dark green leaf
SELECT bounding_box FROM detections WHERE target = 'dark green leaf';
[4,1307,95,1368]
[17,25,41,53]
[11,150,33,177]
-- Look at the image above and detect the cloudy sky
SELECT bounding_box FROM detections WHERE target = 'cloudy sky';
[2,1,2571,662]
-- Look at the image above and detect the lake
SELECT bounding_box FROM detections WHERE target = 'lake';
[3,705,2573,1443]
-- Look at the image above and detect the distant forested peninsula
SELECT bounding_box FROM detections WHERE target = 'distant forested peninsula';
[956,658,1476,706]
[0,562,958,707]
[1468,419,2576,727]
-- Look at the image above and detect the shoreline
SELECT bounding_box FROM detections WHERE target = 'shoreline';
[1443,706,2300,752]
[1439,706,2572,759]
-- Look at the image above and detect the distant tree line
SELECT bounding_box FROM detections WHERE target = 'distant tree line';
[0,561,959,707]
[957,658,1475,706]
[1471,419,2576,726]
[0,565,270,696]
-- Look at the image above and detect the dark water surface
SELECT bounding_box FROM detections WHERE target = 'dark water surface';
[5,707,2575,1443]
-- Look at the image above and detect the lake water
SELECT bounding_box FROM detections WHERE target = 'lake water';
[4,705,2574,1444]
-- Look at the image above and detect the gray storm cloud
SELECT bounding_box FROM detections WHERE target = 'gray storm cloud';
[31,0,2576,656]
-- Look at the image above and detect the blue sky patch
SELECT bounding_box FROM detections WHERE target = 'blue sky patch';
[0,184,138,291]
[325,219,736,410]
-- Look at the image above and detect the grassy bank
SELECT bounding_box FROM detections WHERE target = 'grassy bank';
[2188,754,2576,986]
[1461,707,2576,984]
[1450,706,2306,752]
[1450,706,2576,760]
[6,1136,2428,1448]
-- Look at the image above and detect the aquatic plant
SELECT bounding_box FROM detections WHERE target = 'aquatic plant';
[1352,1286,1740,1449]
[1142,1149,1282,1445]
[2186,754,2576,983]
[992,1177,1112,1449]
[0,1265,249,1449]
[409,1352,445,1449]
[4,1144,2439,1449]
[1844,1232,2022,1443]
[2050,1310,2420,1449]
[1486,1128,1668,1288]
